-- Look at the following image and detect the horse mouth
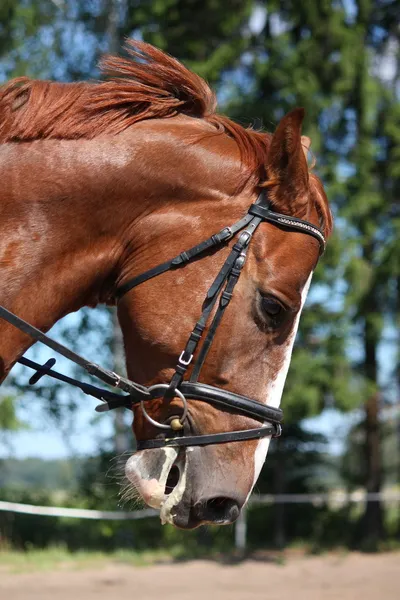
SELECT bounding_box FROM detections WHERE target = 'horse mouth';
[159,451,188,525]
[165,464,181,495]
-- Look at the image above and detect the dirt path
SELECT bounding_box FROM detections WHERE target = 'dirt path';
[1,552,399,600]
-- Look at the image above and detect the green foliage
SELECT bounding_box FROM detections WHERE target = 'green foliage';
[126,0,254,83]
[0,396,23,432]
[0,457,82,491]
[341,413,400,489]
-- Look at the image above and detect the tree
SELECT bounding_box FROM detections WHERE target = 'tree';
[224,0,399,546]
[0,2,398,549]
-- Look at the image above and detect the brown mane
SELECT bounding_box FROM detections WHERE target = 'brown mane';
[0,40,268,163]
[0,39,332,236]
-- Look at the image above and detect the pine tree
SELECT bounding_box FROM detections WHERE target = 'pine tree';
[225,0,399,545]
[1,2,398,548]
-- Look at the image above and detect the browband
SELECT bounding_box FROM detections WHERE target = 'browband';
[248,204,326,250]
[116,198,325,299]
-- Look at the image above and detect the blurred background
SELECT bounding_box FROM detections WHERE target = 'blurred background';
[0,0,399,573]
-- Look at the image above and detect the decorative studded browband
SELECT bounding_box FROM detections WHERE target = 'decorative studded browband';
[0,191,325,449]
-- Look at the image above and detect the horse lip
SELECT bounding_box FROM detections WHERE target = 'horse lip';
[159,450,188,524]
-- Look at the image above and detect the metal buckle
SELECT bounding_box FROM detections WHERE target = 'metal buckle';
[234,252,247,270]
[111,371,121,388]
[178,351,193,366]
[238,231,251,246]
[221,227,233,240]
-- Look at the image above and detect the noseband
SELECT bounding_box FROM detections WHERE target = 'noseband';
[0,191,325,449]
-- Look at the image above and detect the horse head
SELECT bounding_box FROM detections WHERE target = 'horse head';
[0,41,332,528]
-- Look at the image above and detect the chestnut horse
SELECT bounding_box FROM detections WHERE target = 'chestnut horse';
[0,41,332,529]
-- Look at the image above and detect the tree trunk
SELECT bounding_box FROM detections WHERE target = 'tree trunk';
[273,438,286,549]
[354,0,385,545]
[107,0,124,54]
[362,295,384,544]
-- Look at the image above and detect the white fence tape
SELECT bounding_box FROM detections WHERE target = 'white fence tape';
[250,490,400,508]
[0,500,158,520]
[0,490,399,520]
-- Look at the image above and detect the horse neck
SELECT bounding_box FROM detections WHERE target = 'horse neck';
[0,119,247,377]
[0,136,146,375]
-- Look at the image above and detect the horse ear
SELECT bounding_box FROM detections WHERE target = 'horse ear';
[266,108,310,217]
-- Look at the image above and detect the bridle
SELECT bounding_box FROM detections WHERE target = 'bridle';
[0,191,325,450]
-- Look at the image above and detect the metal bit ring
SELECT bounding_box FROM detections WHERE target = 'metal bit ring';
[140,384,188,430]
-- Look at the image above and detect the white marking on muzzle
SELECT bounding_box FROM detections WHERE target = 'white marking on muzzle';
[125,447,178,509]
[160,458,188,525]
[250,273,313,491]
[125,446,189,525]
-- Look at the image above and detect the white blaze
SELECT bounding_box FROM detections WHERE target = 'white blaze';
[251,272,313,490]
[127,273,314,521]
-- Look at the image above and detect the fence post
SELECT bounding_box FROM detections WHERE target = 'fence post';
[235,505,247,551]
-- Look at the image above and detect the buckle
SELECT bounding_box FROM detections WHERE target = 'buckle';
[220,227,233,240]
[178,351,193,366]
[233,233,250,252]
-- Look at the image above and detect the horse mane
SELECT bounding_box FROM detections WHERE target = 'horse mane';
[0,39,332,236]
[0,40,268,164]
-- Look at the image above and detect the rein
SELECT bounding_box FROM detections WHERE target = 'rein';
[0,191,325,449]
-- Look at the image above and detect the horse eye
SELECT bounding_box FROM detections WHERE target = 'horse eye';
[261,296,283,317]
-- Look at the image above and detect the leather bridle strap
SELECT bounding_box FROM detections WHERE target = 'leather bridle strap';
[115,213,255,299]
[111,190,325,448]
[0,190,326,449]
[18,356,131,404]
[0,305,149,400]
[165,225,259,396]
[116,195,325,302]
[179,382,283,422]
[95,381,283,423]
[248,203,326,247]
[136,422,280,450]
[189,245,248,382]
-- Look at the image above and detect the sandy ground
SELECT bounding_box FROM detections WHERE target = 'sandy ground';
[1,552,399,600]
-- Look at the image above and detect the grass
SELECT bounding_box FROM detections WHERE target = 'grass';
[0,546,188,573]
[2,536,400,574]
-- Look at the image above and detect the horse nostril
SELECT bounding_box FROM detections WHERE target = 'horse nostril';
[193,497,240,524]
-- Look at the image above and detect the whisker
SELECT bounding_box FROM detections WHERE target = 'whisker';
[103,450,149,510]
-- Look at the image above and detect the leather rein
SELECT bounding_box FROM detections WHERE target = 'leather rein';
[0,191,325,450]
